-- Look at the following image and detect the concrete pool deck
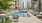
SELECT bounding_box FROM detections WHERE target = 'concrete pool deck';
[12,12,42,23]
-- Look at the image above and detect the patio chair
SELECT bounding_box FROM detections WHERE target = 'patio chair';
[13,15,19,19]
[13,15,19,22]
[36,15,42,19]
[32,12,39,16]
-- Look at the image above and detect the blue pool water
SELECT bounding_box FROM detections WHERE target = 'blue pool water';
[10,11,29,17]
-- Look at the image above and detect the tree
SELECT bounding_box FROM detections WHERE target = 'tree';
[0,0,14,10]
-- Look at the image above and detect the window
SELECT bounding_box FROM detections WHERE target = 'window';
[33,0,37,1]
[35,0,37,1]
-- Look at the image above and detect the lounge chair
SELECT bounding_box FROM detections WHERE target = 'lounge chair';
[31,12,39,16]
[13,15,19,19]
[36,15,42,19]
[13,15,19,22]
[36,12,42,19]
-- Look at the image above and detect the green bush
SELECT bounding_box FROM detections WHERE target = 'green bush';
[0,16,2,22]
[0,0,14,10]
[5,17,11,23]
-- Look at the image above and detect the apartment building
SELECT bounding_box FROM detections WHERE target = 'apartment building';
[27,0,31,8]
[41,0,42,11]
[31,0,39,11]
[16,0,27,10]
[24,0,27,8]
[19,2,23,9]
[31,0,42,11]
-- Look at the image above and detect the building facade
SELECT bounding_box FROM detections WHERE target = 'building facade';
[41,0,42,11]
[31,0,42,12]
[16,0,28,10]
[31,0,40,11]
[27,0,31,8]
[15,0,19,9]
[19,2,24,9]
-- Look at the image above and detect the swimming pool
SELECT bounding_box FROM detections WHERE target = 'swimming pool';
[10,11,29,17]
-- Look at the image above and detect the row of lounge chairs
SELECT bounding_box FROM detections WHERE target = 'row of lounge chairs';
[30,11,42,21]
